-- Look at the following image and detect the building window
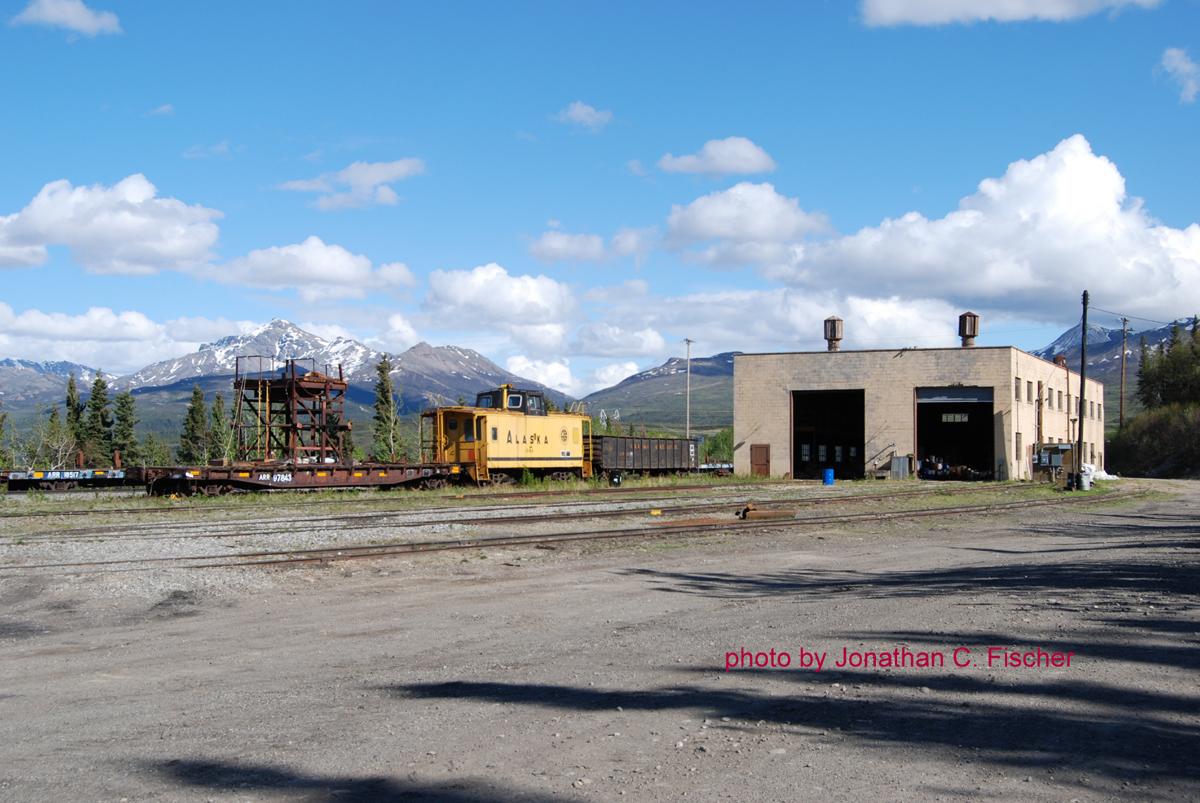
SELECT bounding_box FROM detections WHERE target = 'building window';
[1027,381,1033,402]
[801,443,811,462]
[834,445,843,463]
[1016,431,1023,454]
[1098,404,1103,421]
[1015,378,1021,401]
[1058,390,1063,410]
[941,413,968,423]
[818,444,827,462]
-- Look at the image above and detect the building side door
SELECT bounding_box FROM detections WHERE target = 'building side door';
[750,444,770,476]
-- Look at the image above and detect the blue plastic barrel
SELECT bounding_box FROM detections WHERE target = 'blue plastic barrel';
[822,468,835,486]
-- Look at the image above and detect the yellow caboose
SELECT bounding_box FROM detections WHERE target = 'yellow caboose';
[422,385,593,483]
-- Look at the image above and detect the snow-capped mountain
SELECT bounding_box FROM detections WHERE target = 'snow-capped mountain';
[0,360,114,404]
[117,319,377,388]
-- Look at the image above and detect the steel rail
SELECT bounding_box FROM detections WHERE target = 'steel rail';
[0,489,1138,575]
[0,479,794,520]
[1,484,1018,544]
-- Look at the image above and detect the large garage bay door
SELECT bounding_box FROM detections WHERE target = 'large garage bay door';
[916,386,995,479]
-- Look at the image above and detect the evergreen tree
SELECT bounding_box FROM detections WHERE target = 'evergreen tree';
[207,392,234,462]
[111,390,140,466]
[139,432,172,466]
[31,406,76,469]
[178,385,210,464]
[1136,324,1200,410]
[65,373,84,445]
[0,402,9,469]
[372,357,402,462]
[81,373,113,466]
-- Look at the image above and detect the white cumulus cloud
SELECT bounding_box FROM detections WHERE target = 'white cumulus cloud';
[610,227,657,264]
[11,0,120,36]
[0,303,256,373]
[376,313,421,352]
[426,263,574,353]
[280,158,426,210]
[588,362,641,393]
[221,236,415,302]
[506,355,581,395]
[776,134,1200,321]
[861,0,1160,26]
[147,103,174,117]
[530,230,606,263]
[572,322,666,358]
[0,173,221,275]
[555,101,613,131]
[667,182,830,264]
[658,137,777,176]
[1162,47,1199,103]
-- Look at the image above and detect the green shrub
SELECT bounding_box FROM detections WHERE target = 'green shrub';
[1108,403,1200,478]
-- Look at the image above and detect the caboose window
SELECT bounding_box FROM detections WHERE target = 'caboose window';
[476,395,494,408]
[448,419,458,430]
[491,427,498,441]
[507,393,523,409]
[527,395,543,414]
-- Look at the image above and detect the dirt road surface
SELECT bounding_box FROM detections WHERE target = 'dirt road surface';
[1,480,1197,801]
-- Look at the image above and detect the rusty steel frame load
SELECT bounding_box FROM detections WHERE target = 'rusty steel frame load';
[232,356,350,464]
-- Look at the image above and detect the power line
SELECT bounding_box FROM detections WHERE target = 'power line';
[1089,306,1179,327]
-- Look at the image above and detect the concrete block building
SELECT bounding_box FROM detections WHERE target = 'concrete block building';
[733,314,1105,481]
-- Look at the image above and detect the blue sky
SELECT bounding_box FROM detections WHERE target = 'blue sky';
[1,0,1197,393]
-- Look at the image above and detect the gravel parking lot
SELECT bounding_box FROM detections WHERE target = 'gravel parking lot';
[0,479,1196,801]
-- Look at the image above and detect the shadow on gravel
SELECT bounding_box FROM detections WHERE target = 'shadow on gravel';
[619,555,1199,606]
[146,758,568,802]
[386,677,1199,784]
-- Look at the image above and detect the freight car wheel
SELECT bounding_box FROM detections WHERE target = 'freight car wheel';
[489,473,516,486]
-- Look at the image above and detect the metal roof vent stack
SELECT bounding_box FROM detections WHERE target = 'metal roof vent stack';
[959,311,980,347]
[824,316,843,352]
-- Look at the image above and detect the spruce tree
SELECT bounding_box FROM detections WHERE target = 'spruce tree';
[0,403,9,469]
[207,392,234,462]
[178,385,210,464]
[139,432,172,466]
[112,390,140,466]
[81,373,113,466]
[43,407,68,467]
[372,357,402,462]
[65,373,84,445]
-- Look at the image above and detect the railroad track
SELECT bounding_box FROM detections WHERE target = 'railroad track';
[0,479,796,520]
[1,484,1016,545]
[0,487,1137,576]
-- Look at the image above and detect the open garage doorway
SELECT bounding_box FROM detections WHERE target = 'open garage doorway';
[916,387,994,480]
[791,389,865,480]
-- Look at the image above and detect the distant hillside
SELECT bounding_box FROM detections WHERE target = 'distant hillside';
[582,352,738,429]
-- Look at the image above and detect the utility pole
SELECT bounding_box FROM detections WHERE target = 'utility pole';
[684,338,694,439]
[1119,317,1129,428]
[1076,290,1089,489]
